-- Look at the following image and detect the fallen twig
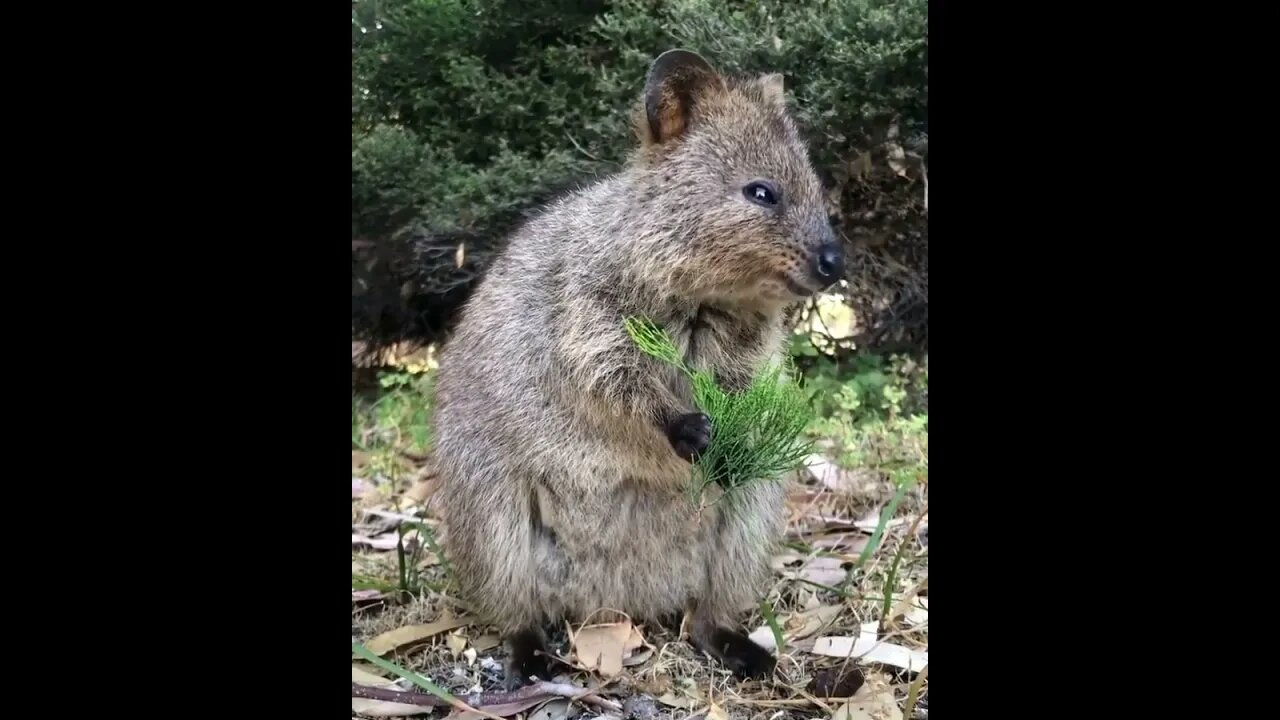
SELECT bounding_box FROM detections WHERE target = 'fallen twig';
[564,130,603,162]
[350,681,623,713]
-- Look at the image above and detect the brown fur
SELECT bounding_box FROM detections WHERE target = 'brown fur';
[431,50,840,685]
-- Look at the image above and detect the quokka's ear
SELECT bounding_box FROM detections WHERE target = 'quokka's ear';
[641,49,726,145]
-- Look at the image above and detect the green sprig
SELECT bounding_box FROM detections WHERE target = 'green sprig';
[624,316,814,497]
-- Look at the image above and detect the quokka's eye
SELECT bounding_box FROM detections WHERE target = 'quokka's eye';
[743,180,780,207]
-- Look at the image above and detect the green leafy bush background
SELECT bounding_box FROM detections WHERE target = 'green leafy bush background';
[352,0,927,358]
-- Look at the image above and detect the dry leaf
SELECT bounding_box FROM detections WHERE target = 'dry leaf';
[785,556,848,585]
[452,696,546,720]
[463,647,478,666]
[707,702,730,720]
[812,534,871,554]
[885,582,928,628]
[364,616,472,655]
[456,243,466,268]
[773,551,850,585]
[854,509,907,532]
[353,665,392,685]
[447,632,468,657]
[571,620,646,677]
[352,532,403,550]
[623,646,654,667]
[529,699,572,720]
[472,633,501,651]
[656,692,698,710]
[811,623,928,672]
[749,603,841,651]
[788,604,842,640]
[830,672,902,720]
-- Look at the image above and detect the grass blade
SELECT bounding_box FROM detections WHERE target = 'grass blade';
[853,476,913,570]
[758,599,785,653]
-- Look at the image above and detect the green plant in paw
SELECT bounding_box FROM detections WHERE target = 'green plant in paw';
[624,317,814,502]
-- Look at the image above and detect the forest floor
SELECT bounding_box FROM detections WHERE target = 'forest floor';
[352,344,928,720]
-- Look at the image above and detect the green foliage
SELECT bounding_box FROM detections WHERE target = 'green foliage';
[691,361,814,494]
[353,0,925,236]
[623,316,685,367]
[804,353,925,419]
[352,0,927,353]
[394,519,452,596]
[352,369,436,476]
[623,317,814,498]
[795,352,926,600]
[352,367,453,598]
[800,352,927,479]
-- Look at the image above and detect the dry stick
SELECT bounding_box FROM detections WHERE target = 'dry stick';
[736,698,843,708]
[351,681,624,712]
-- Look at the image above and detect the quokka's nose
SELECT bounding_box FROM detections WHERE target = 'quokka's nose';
[809,242,845,286]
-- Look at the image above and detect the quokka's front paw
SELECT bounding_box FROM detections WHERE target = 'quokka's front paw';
[666,412,712,461]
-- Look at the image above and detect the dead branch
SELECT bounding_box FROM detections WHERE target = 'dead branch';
[351,681,624,713]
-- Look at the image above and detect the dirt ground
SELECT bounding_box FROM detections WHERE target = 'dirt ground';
[352,456,928,720]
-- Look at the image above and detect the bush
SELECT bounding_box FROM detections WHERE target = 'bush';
[351,0,927,358]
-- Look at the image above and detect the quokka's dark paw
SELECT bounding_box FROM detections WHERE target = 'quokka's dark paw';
[666,412,712,461]
[705,627,776,680]
[503,628,550,690]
